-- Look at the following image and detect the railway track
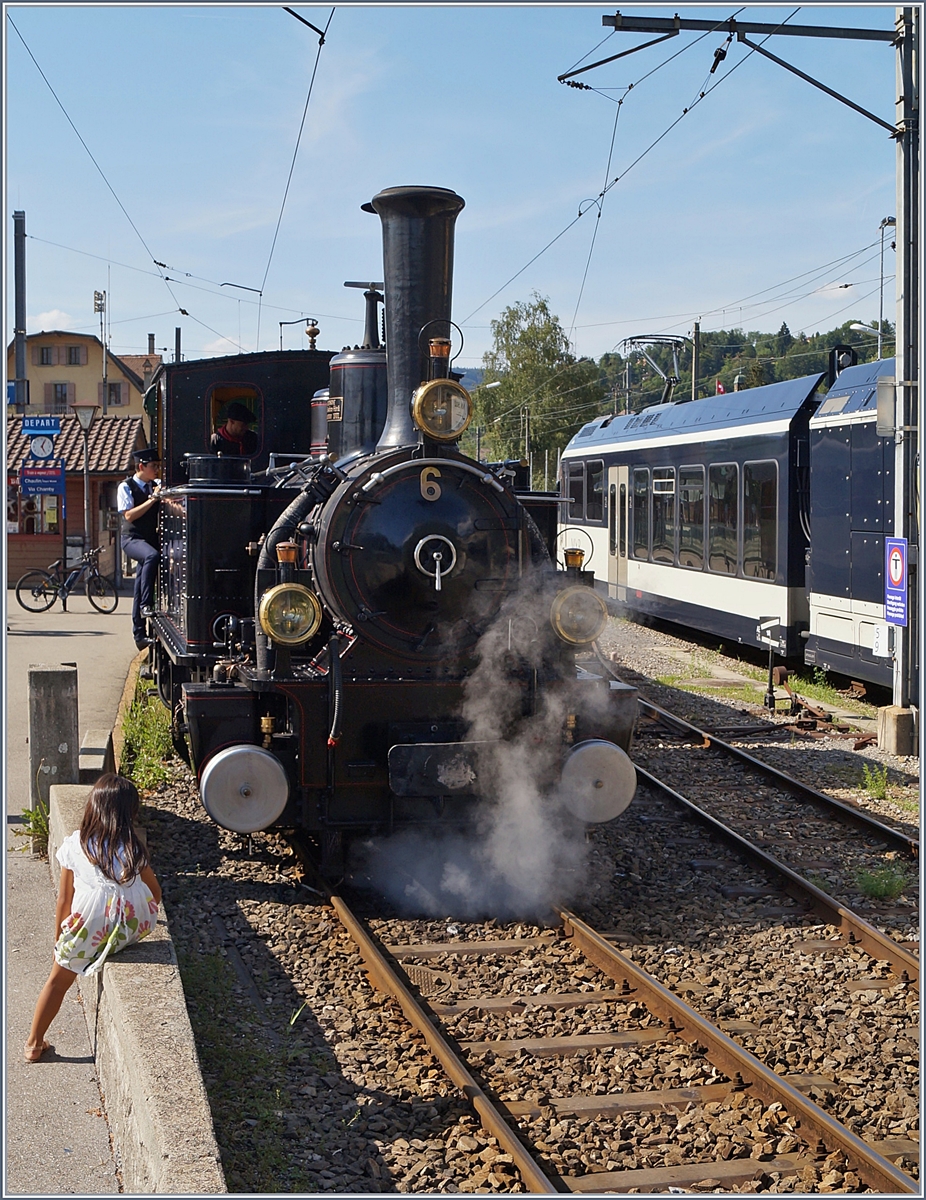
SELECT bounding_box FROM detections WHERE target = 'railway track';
[300,848,918,1194]
[144,739,919,1191]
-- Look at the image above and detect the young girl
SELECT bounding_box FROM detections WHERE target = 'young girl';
[24,774,161,1062]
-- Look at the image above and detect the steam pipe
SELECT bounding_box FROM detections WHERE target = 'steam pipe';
[362,186,465,451]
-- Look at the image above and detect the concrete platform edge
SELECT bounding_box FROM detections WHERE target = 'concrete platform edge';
[49,782,226,1190]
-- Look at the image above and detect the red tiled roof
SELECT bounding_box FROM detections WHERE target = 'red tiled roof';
[120,354,163,382]
[6,415,147,474]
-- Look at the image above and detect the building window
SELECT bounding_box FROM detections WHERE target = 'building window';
[53,383,69,413]
[743,461,777,580]
[67,345,82,365]
[651,467,676,564]
[108,382,124,406]
[40,346,54,365]
[678,466,704,569]
[8,479,60,535]
[708,463,738,575]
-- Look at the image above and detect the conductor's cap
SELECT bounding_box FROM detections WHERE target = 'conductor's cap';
[133,447,161,464]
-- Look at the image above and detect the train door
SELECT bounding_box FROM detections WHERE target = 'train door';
[607,465,629,600]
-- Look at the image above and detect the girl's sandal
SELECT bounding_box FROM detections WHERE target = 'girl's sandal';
[24,1040,52,1063]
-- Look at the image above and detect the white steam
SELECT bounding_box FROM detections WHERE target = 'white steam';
[350,574,594,921]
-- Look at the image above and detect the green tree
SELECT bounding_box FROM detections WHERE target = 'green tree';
[469,294,605,480]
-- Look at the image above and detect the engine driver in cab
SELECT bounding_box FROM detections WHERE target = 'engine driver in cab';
[210,401,258,456]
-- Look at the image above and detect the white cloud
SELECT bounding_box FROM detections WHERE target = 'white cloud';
[29,309,74,332]
[200,337,243,356]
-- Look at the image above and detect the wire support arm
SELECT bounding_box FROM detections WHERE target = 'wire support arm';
[558,27,678,81]
[736,34,898,136]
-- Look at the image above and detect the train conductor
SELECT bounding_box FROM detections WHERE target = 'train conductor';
[118,447,162,650]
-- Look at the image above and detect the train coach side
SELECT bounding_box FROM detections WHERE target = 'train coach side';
[559,373,824,657]
[804,358,896,688]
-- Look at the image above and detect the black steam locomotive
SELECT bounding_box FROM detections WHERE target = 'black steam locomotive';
[149,186,637,869]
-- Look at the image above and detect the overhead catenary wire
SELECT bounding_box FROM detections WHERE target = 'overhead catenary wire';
[256,6,335,350]
[464,7,797,328]
[9,15,239,352]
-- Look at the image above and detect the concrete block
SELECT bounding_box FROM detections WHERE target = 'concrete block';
[28,664,79,807]
[49,784,226,1194]
[877,705,916,756]
[79,728,116,784]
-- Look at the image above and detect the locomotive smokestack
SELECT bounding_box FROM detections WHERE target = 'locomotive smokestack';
[362,186,465,451]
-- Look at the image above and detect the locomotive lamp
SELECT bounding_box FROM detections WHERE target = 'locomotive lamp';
[550,585,609,645]
[411,378,473,442]
[258,583,323,645]
[563,547,586,570]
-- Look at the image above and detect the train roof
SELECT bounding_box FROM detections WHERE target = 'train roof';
[562,371,824,457]
[810,357,895,426]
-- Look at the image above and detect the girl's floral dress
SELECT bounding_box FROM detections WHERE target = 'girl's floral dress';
[54,831,159,976]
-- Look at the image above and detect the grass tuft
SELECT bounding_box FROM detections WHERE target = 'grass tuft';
[855,865,910,901]
[121,680,174,789]
[13,797,50,856]
[861,761,890,802]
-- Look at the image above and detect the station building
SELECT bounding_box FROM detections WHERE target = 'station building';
[6,331,160,583]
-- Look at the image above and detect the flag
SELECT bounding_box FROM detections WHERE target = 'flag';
[716,380,726,394]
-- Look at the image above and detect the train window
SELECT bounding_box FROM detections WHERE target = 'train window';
[632,468,650,559]
[567,461,585,520]
[586,460,604,522]
[619,484,627,557]
[609,484,617,555]
[678,466,704,569]
[743,460,777,580]
[708,463,738,574]
[651,467,675,564]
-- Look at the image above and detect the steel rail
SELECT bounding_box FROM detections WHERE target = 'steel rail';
[558,909,918,1194]
[309,880,560,1193]
[638,697,919,856]
[635,763,919,984]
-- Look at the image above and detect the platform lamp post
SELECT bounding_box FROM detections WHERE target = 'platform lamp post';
[877,216,895,360]
[70,400,99,552]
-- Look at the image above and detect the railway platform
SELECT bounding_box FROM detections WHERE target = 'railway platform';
[5,590,135,1194]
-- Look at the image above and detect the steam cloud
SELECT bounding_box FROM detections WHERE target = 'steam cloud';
[350,573,602,921]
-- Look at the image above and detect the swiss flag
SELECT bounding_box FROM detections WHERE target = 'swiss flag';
[716,380,726,394]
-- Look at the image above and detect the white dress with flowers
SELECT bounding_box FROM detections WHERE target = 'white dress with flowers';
[54,831,158,976]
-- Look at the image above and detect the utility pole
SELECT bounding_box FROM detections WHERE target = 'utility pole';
[691,321,700,403]
[94,291,107,415]
[892,5,919,713]
[13,211,28,412]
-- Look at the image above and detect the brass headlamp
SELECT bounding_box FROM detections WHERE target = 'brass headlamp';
[411,378,473,442]
[550,585,609,646]
[258,584,323,645]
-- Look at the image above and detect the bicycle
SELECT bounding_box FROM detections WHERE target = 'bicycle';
[15,546,119,614]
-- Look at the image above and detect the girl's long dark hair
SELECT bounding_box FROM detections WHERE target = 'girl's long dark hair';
[80,774,149,885]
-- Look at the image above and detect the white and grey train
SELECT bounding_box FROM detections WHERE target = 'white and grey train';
[559,355,898,690]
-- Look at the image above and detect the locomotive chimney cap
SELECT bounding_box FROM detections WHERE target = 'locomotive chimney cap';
[361,185,465,215]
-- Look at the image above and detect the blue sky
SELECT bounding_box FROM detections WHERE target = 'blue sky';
[4,3,899,372]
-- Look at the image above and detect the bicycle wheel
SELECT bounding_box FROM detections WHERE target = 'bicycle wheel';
[15,570,58,613]
[86,573,119,613]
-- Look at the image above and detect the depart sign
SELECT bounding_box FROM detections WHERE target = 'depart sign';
[885,537,908,627]
[22,415,61,435]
